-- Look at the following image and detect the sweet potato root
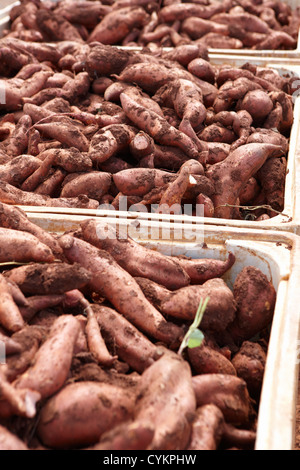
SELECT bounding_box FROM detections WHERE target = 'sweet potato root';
[93,304,160,373]
[187,404,225,451]
[130,350,196,450]
[0,274,25,333]
[159,278,237,332]
[37,380,137,449]
[13,315,81,400]
[0,203,62,256]
[59,233,184,347]
[0,181,99,209]
[192,373,252,425]
[80,219,191,290]
[206,143,284,219]
[176,252,235,284]
[0,425,29,450]
[5,262,92,296]
[0,227,54,263]
[228,266,276,343]
[232,341,267,398]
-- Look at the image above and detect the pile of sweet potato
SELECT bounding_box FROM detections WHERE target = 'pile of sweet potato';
[0,4,296,221]
[0,205,277,450]
[3,0,300,51]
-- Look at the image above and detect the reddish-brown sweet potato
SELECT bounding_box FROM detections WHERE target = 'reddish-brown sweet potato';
[130,350,197,450]
[59,233,184,347]
[228,266,276,343]
[187,404,225,451]
[192,373,252,425]
[13,315,81,400]
[37,380,137,449]
[80,219,191,290]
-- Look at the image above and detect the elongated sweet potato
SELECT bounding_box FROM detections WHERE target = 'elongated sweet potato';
[130,350,196,450]
[120,92,199,159]
[19,295,65,323]
[0,425,29,450]
[60,172,111,201]
[37,380,137,449]
[88,124,137,164]
[0,203,62,256]
[80,219,190,290]
[0,274,24,333]
[88,6,149,45]
[206,143,284,219]
[5,262,91,296]
[0,181,99,209]
[187,405,225,451]
[90,422,154,451]
[85,304,117,367]
[59,234,184,347]
[0,227,54,263]
[93,304,160,373]
[13,315,81,400]
[176,252,235,284]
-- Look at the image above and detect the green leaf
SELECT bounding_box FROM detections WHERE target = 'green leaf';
[187,329,204,349]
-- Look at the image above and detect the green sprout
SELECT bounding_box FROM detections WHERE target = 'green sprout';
[178,297,210,356]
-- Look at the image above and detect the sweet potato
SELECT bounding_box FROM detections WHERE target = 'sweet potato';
[176,252,235,284]
[19,295,65,323]
[130,350,196,450]
[256,156,287,214]
[13,315,81,400]
[232,341,266,398]
[34,118,89,153]
[0,155,41,186]
[158,2,227,23]
[222,423,256,450]
[239,89,274,123]
[5,262,91,296]
[120,92,199,159]
[159,278,237,332]
[112,168,175,196]
[3,325,46,384]
[0,227,54,263]
[84,304,117,367]
[0,330,22,355]
[3,114,32,157]
[0,274,25,333]
[88,7,149,45]
[90,421,154,451]
[88,124,137,164]
[93,304,160,373]
[228,266,276,343]
[0,425,29,450]
[187,339,237,376]
[192,373,252,425]
[158,165,196,213]
[37,380,137,449]
[36,8,84,42]
[0,180,99,209]
[35,168,67,197]
[59,234,184,347]
[0,369,40,418]
[206,143,284,219]
[187,404,225,451]
[60,172,111,201]
[80,219,191,290]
